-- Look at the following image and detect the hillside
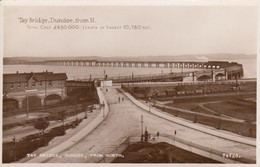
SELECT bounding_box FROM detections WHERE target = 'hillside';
[3,54,256,65]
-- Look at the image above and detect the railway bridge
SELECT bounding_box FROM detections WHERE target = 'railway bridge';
[100,66,243,83]
[45,60,244,83]
[45,60,239,69]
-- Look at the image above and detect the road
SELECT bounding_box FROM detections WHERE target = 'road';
[32,86,255,163]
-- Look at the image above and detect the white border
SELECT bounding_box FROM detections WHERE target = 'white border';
[0,0,259,167]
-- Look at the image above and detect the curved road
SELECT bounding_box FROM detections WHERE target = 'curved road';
[30,86,255,163]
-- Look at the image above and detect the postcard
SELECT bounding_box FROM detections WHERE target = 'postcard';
[1,0,258,166]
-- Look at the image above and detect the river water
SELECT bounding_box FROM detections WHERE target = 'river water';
[3,59,256,80]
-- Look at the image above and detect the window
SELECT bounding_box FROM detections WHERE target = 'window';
[10,83,13,89]
[18,83,21,89]
[48,81,52,86]
[32,82,35,87]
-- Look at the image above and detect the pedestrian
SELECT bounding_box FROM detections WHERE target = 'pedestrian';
[106,88,108,92]
[118,97,120,102]
[122,97,124,101]
[157,131,160,139]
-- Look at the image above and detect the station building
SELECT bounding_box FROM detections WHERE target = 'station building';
[3,71,67,112]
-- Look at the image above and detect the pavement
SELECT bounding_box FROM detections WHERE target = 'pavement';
[20,86,256,163]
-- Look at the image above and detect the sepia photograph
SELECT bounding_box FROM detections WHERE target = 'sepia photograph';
[1,0,258,166]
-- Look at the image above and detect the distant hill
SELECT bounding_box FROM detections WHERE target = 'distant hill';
[3,54,256,65]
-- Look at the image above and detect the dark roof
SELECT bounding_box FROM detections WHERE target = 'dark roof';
[3,72,67,83]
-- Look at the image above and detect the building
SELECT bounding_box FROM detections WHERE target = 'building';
[3,71,67,112]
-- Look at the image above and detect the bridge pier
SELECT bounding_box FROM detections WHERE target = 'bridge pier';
[18,100,23,109]
[212,70,216,82]
[41,99,45,106]
[192,72,197,82]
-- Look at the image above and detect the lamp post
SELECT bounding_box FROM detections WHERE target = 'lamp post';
[60,110,66,134]
[85,106,88,119]
[141,115,143,141]
[217,110,222,129]
[149,97,151,112]
[44,70,47,101]
[102,101,105,118]
[173,130,177,146]
[12,136,16,161]
[75,102,78,125]
[26,94,29,117]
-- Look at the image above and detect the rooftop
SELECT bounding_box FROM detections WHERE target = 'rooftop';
[3,71,67,83]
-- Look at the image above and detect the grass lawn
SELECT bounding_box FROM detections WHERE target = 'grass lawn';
[204,101,256,122]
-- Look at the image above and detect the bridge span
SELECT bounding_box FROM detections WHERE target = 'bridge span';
[45,60,243,82]
[45,60,242,70]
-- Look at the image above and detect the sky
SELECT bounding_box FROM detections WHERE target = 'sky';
[3,5,257,57]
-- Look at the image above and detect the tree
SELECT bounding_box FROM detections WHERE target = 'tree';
[34,118,50,134]
[57,110,67,134]
[34,118,50,145]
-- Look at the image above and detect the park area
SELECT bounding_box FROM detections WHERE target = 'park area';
[154,92,256,138]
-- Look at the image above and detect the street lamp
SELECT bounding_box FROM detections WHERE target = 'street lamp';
[173,130,177,146]
[102,101,105,118]
[149,97,151,112]
[141,115,143,141]
[75,102,78,125]
[12,136,16,161]
[217,110,222,129]
[26,94,29,117]
[85,107,88,119]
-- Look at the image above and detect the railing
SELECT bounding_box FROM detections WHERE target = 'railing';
[95,135,254,163]
[160,134,254,163]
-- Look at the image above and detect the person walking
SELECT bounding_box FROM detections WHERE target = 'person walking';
[157,131,160,139]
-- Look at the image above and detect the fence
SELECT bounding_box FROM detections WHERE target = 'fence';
[95,135,254,163]
[160,134,256,164]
